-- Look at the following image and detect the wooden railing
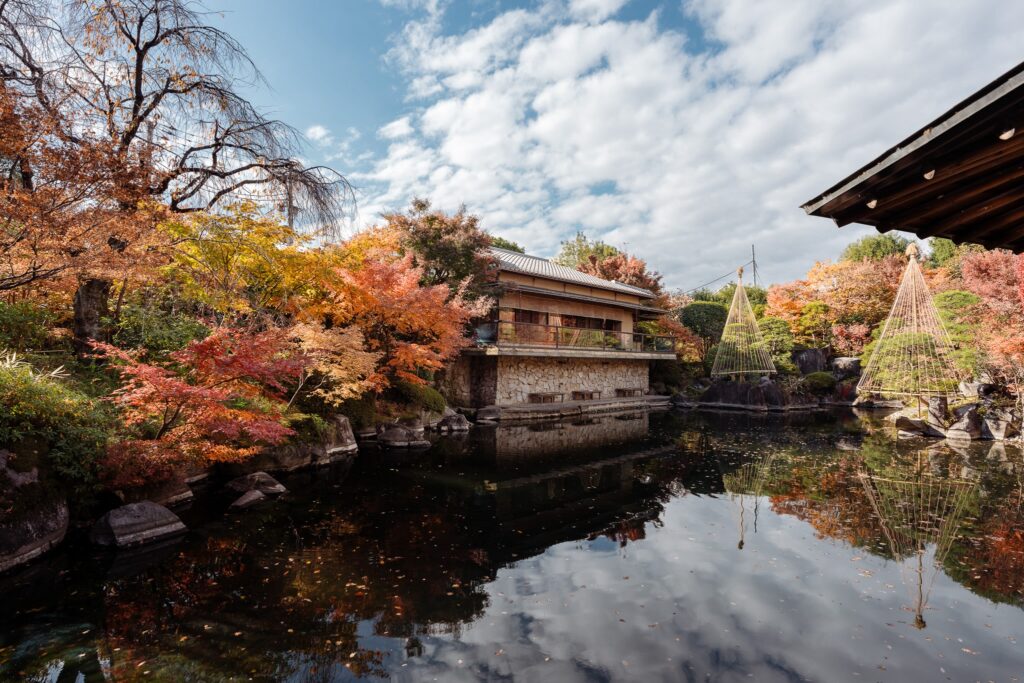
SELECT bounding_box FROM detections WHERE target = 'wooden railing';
[474,321,676,353]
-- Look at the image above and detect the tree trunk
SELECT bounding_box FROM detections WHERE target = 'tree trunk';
[73,278,112,356]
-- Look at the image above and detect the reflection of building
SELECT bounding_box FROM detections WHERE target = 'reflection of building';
[445,248,674,412]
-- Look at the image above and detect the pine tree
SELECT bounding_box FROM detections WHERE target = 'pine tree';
[711,268,776,378]
[857,244,962,399]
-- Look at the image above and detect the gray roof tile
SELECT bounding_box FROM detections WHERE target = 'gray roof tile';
[490,247,655,298]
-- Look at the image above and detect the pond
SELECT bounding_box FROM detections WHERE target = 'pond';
[2,409,1023,682]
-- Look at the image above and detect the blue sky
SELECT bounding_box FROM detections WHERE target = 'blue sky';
[213,0,1024,288]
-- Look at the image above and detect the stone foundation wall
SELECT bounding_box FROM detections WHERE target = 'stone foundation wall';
[443,356,498,408]
[495,357,648,405]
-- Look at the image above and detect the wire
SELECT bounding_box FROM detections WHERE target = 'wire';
[679,259,755,295]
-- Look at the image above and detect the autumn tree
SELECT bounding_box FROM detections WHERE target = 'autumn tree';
[840,233,912,262]
[577,251,665,298]
[331,251,489,389]
[96,327,306,487]
[489,235,525,253]
[553,232,619,267]
[382,199,497,300]
[0,0,349,349]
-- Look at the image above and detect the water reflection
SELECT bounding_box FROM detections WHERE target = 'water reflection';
[2,411,1024,681]
[859,466,977,629]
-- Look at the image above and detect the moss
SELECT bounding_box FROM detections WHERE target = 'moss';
[393,380,447,414]
[802,371,837,394]
[341,395,379,430]
[283,413,329,442]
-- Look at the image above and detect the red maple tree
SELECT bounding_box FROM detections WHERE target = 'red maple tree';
[96,327,306,487]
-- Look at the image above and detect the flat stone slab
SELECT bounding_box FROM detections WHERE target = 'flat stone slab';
[91,502,187,549]
[378,426,431,448]
[226,472,287,496]
[230,490,268,510]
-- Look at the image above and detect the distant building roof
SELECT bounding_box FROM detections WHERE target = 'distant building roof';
[490,247,656,298]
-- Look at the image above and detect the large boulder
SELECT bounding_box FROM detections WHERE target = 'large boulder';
[222,415,359,476]
[700,379,786,410]
[982,409,1019,441]
[926,396,949,431]
[121,476,193,507]
[946,404,983,442]
[792,348,827,375]
[0,451,69,572]
[832,357,861,381]
[886,409,945,438]
[436,412,471,433]
[90,502,187,548]
[226,471,287,496]
[377,425,431,448]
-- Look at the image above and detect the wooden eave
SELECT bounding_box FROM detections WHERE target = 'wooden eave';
[801,61,1024,251]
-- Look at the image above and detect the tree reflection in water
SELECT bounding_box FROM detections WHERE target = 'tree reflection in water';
[2,409,1024,681]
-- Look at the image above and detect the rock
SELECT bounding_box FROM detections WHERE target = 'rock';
[436,413,471,433]
[328,415,358,455]
[223,415,359,476]
[946,405,983,442]
[699,379,786,410]
[122,476,193,507]
[0,451,69,573]
[90,502,187,548]
[927,396,948,431]
[0,498,69,573]
[891,414,945,438]
[982,410,1019,441]
[225,472,287,496]
[792,348,827,375]
[229,490,268,510]
[377,425,431,448]
[832,357,861,380]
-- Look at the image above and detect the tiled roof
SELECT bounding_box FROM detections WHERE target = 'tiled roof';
[490,247,655,298]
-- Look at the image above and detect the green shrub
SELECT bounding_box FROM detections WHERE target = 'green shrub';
[0,301,57,352]
[112,303,209,356]
[650,359,685,392]
[802,371,837,394]
[680,301,728,344]
[283,412,329,442]
[394,380,447,414]
[0,361,111,490]
[341,395,378,430]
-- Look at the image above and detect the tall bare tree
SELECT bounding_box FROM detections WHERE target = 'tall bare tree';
[0,0,351,349]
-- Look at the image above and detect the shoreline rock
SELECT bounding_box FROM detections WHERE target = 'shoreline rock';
[90,502,187,549]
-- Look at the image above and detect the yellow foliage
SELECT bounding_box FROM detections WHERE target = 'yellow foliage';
[291,322,380,407]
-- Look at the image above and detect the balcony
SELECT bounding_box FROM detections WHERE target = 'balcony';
[471,321,676,358]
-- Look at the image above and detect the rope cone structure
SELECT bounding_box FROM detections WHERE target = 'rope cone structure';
[858,469,976,629]
[711,267,776,378]
[857,244,961,400]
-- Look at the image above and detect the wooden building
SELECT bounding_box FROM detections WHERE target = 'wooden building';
[802,61,1024,250]
[444,247,675,412]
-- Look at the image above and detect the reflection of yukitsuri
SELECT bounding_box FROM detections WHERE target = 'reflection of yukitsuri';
[857,244,962,404]
[858,467,976,629]
[719,451,778,550]
[711,267,776,379]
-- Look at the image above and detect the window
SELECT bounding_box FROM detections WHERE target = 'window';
[513,309,548,325]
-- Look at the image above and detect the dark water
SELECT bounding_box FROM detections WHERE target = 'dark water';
[3,410,1024,682]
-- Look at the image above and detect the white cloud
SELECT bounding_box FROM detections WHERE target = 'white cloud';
[305,124,333,145]
[379,116,415,139]
[359,0,1024,288]
[568,0,630,23]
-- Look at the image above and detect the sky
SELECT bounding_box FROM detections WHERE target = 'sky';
[212,0,1024,289]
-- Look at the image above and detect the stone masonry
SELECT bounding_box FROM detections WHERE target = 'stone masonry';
[495,357,648,405]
